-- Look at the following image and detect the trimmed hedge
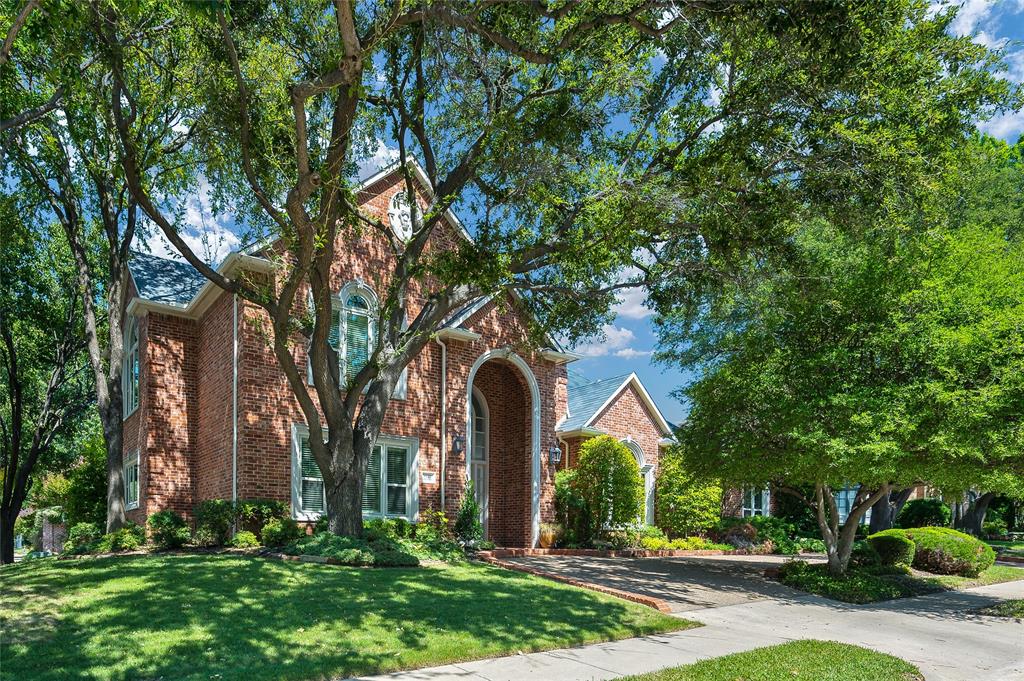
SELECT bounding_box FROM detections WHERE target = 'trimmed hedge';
[895,527,995,577]
[867,530,916,567]
[147,510,190,550]
[261,518,304,547]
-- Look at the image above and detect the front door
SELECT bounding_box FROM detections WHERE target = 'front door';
[470,391,489,534]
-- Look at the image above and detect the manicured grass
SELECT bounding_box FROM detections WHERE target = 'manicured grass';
[988,540,1024,557]
[0,554,691,681]
[778,561,1024,604]
[976,598,1024,618]
[622,640,923,681]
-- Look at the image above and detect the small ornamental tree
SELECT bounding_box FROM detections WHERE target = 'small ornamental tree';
[574,436,644,531]
[655,451,722,538]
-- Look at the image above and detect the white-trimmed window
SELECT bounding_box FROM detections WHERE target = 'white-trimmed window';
[835,486,871,525]
[292,425,418,521]
[124,450,140,510]
[742,487,770,517]
[123,317,140,418]
[621,438,655,525]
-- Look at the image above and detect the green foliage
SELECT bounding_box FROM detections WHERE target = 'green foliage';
[260,518,303,548]
[63,522,102,554]
[850,540,882,568]
[285,533,419,567]
[147,511,190,550]
[230,531,260,548]
[896,499,952,529]
[89,522,147,554]
[234,499,288,536]
[554,469,593,546]
[655,453,722,538]
[574,436,644,531]
[983,518,1009,539]
[453,482,483,544]
[416,509,453,543]
[900,527,996,577]
[193,500,237,546]
[62,428,107,528]
[867,531,917,567]
[778,560,927,604]
[365,517,413,539]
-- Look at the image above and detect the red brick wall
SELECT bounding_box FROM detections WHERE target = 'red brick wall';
[194,291,235,503]
[589,383,664,473]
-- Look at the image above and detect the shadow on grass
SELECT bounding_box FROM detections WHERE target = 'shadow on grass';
[1,554,685,681]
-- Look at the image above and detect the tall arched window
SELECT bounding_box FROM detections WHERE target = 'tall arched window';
[330,282,377,383]
[622,438,654,525]
[123,318,140,417]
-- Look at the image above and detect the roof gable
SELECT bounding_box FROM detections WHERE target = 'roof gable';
[560,372,674,437]
[128,251,207,308]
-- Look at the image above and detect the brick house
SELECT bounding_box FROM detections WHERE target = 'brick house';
[120,164,674,547]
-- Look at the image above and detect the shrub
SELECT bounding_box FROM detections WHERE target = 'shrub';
[982,517,1008,539]
[850,540,881,567]
[261,518,303,547]
[365,517,413,540]
[192,525,217,547]
[231,530,260,548]
[554,468,592,546]
[895,498,951,529]
[194,499,236,546]
[453,482,483,543]
[796,537,827,553]
[64,522,102,553]
[900,527,995,577]
[91,522,146,553]
[314,515,330,534]
[574,435,644,530]
[284,532,419,566]
[148,510,190,550]
[416,508,452,542]
[720,521,757,549]
[655,454,722,538]
[235,499,288,536]
[867,530,916,567]
[63,428,107,527]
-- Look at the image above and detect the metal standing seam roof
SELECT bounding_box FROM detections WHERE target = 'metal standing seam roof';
[560,372,632,432]
[127,251,208,308]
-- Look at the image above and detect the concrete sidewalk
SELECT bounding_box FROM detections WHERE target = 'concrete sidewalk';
[352,581,1024,681]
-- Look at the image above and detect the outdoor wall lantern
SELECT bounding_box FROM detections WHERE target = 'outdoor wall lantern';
[548,443,563,466]
[452,433,466,455]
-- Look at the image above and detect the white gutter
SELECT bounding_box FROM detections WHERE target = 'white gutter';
[436,337,448,509]
[231,294,239,504]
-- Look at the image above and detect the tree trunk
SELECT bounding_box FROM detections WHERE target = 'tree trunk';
[955,492,995,536]
[868,487,913,534]
[326,470,365,537]
[102,400,126,532]
[0,511,15,564]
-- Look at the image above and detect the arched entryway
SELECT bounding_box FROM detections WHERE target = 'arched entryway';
[622,438,655,525]
[465,349,541,547]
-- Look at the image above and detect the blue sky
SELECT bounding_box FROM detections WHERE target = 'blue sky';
[146,1,1024,425]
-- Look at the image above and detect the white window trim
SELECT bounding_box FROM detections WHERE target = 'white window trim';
[124,449,140,510]
[742,487,770,517]
[122,317,140,419]
[290,423,419,522]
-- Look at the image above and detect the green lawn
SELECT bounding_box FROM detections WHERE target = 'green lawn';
[622,640,923,681]
[0,554,692,681]
[779,562,1024,604]
[988,540,1024,557]
[977,598,1024,618]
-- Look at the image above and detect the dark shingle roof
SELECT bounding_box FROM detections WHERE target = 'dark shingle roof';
[560,373,630,432]
[128,251,208,307]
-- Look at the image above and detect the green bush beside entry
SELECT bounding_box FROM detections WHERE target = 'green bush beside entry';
[900,526,995,577]
[866,530,916,567]
[574,436,644,531]
[654,454,722,538]
[895,498,951,529]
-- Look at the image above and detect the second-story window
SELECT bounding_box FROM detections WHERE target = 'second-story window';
[123,318,140,418]
[326,283,377,385]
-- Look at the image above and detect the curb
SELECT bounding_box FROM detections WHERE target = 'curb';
[477,554,673,613]
[996,554,1024,565]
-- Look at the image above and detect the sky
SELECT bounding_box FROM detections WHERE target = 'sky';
[145,1,1024,425]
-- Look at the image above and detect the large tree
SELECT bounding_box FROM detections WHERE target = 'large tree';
[660,145,1024,574]
[0,198,92,563]
[69,0,1010,537]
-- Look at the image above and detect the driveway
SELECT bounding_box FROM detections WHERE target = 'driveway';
[501,553,815,612]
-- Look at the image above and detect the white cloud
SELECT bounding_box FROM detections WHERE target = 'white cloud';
[356,140,400,182]
[614,348,653,359]
[612,286,654,320]
[574,324,636,357]
[978,108,1024,140]
[144,175,241,264]
[948,0,997,36]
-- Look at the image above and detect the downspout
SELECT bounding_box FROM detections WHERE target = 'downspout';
[231,294,239,504]
[436,337,447,510]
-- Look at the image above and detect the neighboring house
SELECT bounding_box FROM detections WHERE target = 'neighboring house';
[120,163,674,548]
[724,484,931,524]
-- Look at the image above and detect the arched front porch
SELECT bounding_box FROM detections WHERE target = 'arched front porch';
[465,349,541,548]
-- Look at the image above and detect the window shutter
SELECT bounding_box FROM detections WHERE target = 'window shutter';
[386,446,408,515]
[346,312,369,378]
[300,437,324,513]
[362,446,382,513]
